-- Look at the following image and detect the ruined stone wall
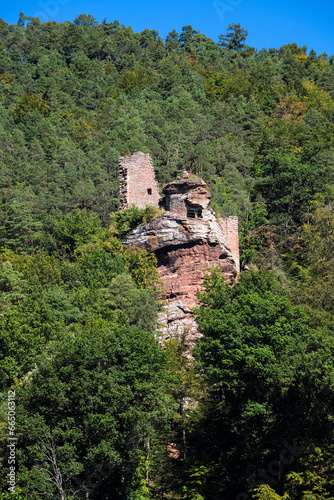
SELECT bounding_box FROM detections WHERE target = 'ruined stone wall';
[119,152,160,210]
[219,216,240,273]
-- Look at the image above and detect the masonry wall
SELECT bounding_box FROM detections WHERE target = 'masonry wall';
[119,152,160,210]
[219,216,240,273]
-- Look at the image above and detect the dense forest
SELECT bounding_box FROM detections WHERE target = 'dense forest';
[1,12,334,500]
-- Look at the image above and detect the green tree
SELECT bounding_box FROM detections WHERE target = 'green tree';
[165,29,180,52]
[219,24,249,51]
[252,484,289,500]
[191,269,334,497]
[286,445,334,500]
[0,195,42,254]
[12,93,48,122]
[288,187,334,326]
[39,209,107,258]
[0,261,25,313]
[179,26,198,53]
[16,320,171,499]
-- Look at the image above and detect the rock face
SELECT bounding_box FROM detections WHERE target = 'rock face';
[122,176,238,346]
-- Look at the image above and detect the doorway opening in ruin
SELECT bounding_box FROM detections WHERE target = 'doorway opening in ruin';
[147,188,152,195]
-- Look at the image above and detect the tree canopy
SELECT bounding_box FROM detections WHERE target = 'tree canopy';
[0,13,334,500]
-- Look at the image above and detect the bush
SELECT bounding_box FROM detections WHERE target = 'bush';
[109,205,164,238]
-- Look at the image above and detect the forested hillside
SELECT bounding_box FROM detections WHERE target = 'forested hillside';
[1,13,334,500]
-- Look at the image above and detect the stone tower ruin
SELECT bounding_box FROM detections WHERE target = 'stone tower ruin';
[119,152,160,210]
[218,216,240,274]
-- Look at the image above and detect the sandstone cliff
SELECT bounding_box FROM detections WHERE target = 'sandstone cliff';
[122,177,238,346]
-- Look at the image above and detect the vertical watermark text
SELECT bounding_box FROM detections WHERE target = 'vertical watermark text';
[7,390,16,494]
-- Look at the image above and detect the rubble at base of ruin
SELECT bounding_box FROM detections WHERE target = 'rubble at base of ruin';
[120,153,239,347]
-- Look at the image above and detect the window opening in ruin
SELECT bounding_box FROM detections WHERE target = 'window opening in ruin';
[147,188,152,195]
[187,206,202,218]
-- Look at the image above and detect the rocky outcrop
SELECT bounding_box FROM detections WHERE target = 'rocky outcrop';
[122,176,238,346]
[161,177,209,218]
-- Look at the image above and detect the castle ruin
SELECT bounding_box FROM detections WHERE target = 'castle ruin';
[119,152,160,210]
[120,152,240,345]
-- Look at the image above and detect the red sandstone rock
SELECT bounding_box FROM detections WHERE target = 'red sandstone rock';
[122,212,237,344]
[119,158,239,346]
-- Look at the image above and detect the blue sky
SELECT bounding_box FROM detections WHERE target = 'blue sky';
[1,0,334,56]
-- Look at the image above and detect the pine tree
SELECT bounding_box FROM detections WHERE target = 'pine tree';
[219,23,248,51]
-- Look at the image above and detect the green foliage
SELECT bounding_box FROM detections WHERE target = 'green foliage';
[298,187,334,276]
[118,66,154,94]
[109,205,164,238]
[0,193,43,254]
[0,491,24,500]
[16,320,170,499]
[180,464,207,499]
[0,249,62,285]
[0,13,334,500]
[191,269,334,495]
[39,209,108,257]
[123,247,161,290]
[0,207,168,498]
[0,15,331,259]
[219,23,249,52]
[286,187,334,326]
[12,93,48,122]
[285,445,334,500]
[253,484,289,500]
[0,216,162,390]
[205,70,252,101]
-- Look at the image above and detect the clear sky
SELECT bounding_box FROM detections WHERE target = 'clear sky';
[1,0,334,56]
